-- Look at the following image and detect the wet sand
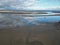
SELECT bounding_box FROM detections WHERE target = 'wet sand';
[0,23,60,45]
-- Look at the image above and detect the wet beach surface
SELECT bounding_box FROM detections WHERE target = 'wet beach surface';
[0,23,60,45]
[0,14,60,45]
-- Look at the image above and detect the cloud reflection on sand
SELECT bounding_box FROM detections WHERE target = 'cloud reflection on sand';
[0,14,60,28]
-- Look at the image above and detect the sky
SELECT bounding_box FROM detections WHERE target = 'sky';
[0,0,60,10]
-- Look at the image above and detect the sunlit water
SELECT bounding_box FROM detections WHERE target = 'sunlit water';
[0,13,60,28]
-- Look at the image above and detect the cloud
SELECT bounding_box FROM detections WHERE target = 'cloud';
[0,0,60,10]
[0,0,36,10]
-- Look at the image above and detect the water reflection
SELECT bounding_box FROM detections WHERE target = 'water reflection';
[0,13,60,28]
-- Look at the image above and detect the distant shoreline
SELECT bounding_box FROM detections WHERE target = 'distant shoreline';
[0,10,47,14]
[0,10,60,16]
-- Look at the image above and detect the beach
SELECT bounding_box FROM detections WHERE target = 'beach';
[0,23,60,45]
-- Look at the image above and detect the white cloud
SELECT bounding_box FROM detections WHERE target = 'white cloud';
[0,0,36,10]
